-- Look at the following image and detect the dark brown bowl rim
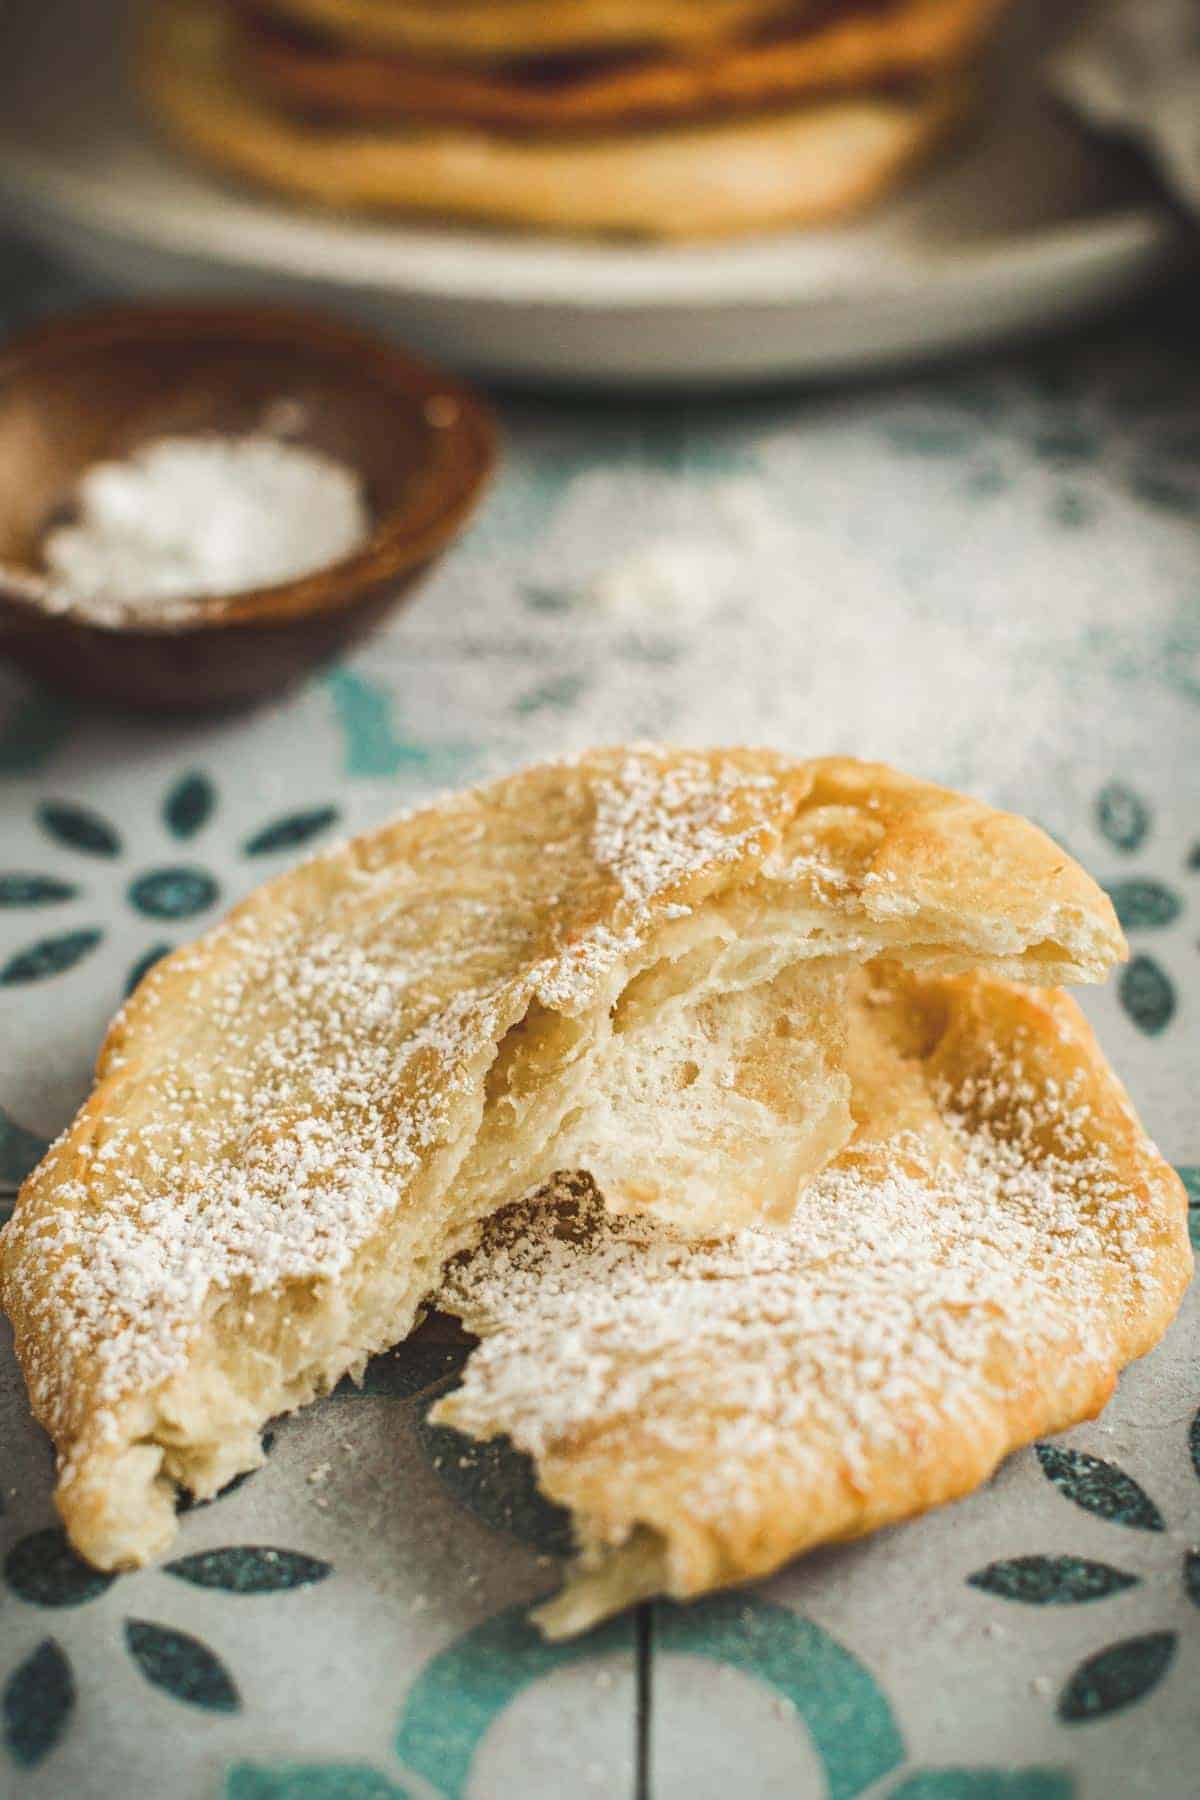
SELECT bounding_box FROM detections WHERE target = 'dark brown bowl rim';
[0,301,498,638]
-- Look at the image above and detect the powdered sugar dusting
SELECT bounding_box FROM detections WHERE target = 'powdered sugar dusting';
[590,749,775,917]
[6,917,488,1434]
[436,1068,1167,1532]
[0,748,794,1446]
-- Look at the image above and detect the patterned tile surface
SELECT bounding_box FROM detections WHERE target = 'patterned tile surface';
[1,239,1198,1798]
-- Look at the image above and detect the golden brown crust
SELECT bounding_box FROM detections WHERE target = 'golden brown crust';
[243,0,816,62]
[434,965,1190,1635]
[236,0,1007,134]
[0,746,1123,1569]
[142,1,968,238]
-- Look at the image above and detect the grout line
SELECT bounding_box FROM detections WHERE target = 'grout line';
[635,1602,653,1800]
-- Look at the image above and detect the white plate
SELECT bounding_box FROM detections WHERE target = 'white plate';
[0,0,1183,387]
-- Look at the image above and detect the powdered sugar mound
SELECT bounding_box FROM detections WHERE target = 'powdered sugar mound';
[42,433,369,623]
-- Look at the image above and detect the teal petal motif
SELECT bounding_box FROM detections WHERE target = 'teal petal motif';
[514,674,588,716]
[1,928,102,985]
[965,464,1009,498]
[939,377,1005,419]
[164,772,215,840]
[889,1773,1073,1800]
[0,687,74,776]
[1130,471,1200,518]
[395,1605,633,1800]
[37,801,120,857]
[124,1620,241,1712]
[244,808,340,856]
[1118,956,1176,1035]
[1057,1632,1176,1723]
[324,668,473,781]
[1036,1445,1164,1530]
[165,1547,331,1594]
[1051,491,1092,530]
[0,1104,49,1189]
[227,1765,410,1800]
[1034,427,1096,465]
[2,1639,73,1767]
[1191,1405,1200,1482]
[1178,1169,1200,1252]
[887,421,977,455]
[1154,429,1200,464]
[967,1556,1137,1605]
[1165,626,1200,706]
[416,1414,574,1557]
[656,1596,904,1800]
[618,635,681,668]
[638,424,761,479]
[5,1528,116,1607]
[522,585,571,615]
[1104,880,1181,931]
[127,867,219,920]
[1027,351,1079,406]
[1183,1549,1200,1609]
[1094,783,1150,854]
[0,875,76,906]
[126,943,172,998]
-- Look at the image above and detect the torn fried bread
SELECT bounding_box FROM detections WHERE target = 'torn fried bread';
[1,747,1122,1569]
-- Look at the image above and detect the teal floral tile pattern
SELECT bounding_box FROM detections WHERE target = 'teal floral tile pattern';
[966,1557,1139,1606]
[0,773,340,1000]
[877,340,1200,532]
[0,1110,50,1206]
[965,1445,1200,1724]
[2,1502,329,1757]
[123,1620,241,1713]
[1089,780,1186,1038]
[2,1640,73,1769]
[227,1768,411,1800]
[1,258,1198,1796]
[164,1549,332,1595]
[322,668,475,783]
[6,1529,117,1606]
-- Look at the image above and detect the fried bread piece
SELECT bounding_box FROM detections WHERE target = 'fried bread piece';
[235,0,1007,135]
[241,0,816,62]
[1,747,1120,1569]
[142,0,968,238]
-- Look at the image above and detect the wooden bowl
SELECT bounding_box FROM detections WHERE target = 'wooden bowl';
[0,303,496,710]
